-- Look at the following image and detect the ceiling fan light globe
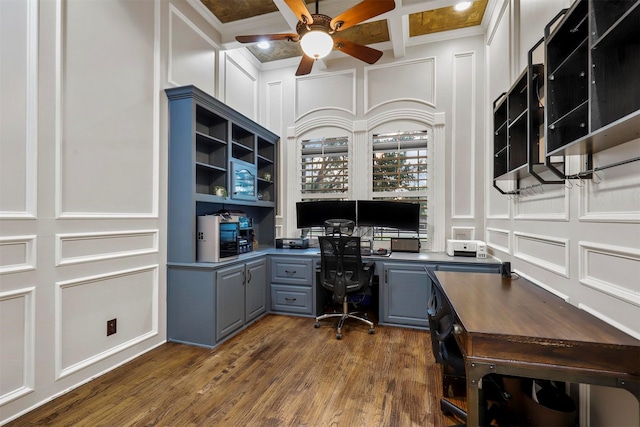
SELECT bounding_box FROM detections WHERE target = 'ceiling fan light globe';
[300,31,333,59]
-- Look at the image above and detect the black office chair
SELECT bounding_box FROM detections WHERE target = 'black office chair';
[426,267,510,426]
[314,219,375,340]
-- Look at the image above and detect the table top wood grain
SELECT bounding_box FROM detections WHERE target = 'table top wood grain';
[434,271,640,376]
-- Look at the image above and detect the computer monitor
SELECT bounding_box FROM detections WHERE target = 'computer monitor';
[296,200,357,229]
[357,200,421,231]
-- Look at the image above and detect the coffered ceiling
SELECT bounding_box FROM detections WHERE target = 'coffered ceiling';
[192,0,489,65]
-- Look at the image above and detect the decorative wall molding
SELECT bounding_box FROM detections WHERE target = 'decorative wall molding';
[167,3,218,89]
[513,231,569,277]
[451,227,475,240]
[578,302,640,341]
[0,235,37,274]
[516,270,570,302]
[514,185,569,221]
[364,57,436,114]
[451,51,476,220]
[55,230,159,266]
[486,227,510,255]
[54,0,159,219]
[55,265,159,379]
[295,70,356,120]
[224,53,258,120]
[0,0,38,219]
[578,241,640,307]
[0,287,36,405]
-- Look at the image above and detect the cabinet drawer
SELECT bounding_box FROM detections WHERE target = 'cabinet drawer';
[270,257,313,285]
[271,284,313,314]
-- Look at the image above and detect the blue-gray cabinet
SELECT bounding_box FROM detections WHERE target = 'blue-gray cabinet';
[380,261,502,329]
[165,85,279,264]
[168,257,267,348]
[269,257,315,315]
[381,262,436,328]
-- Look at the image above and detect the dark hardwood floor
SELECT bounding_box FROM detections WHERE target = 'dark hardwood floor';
[7,314,459,426]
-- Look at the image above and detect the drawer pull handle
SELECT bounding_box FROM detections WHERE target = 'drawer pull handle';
[285,297,297,302]
[284,270,297,275]
[453,324,463,335]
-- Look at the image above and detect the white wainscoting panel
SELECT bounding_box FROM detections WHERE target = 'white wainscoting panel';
[514,183,568,220]
[0,236,36,274]
[168,4,216,93]
[56,265,159,379]
[56,230,158,266]
[514,231,569,277]
[486,227,510,255]
[364,58,435,113]
[451,51,475,219]
[57,0,156,218]
[224,54,257,121]
[580,140,640,223]
[295,70,355,120]
[0,287,35,405]
[0,0,37,218]
[579,242,640,307]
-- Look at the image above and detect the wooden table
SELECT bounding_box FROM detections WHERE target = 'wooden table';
[433,271,640,426]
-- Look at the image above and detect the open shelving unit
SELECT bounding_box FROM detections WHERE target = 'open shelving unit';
[166,85,279,264]
[545,0,640,176]
[493,0,640,194]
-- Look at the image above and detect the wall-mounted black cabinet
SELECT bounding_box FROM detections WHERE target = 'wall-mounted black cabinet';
[494,0,639,193]
[545,0,640,158]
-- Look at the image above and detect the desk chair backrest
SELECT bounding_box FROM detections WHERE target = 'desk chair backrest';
[426,268,465,372]
[318,235,368,303]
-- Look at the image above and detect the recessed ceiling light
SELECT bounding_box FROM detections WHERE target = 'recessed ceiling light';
[257,41,271,49]
[454,1,472,12]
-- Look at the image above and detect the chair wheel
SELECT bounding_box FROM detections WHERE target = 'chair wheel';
[314,322,320,328]
[336,333,342,340]
[369,328,375,334]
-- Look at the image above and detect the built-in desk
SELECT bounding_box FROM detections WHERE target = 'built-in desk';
[433,271,640,426]
[167,249,501,347]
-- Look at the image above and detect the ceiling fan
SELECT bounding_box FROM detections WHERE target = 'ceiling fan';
[236,0,396,76]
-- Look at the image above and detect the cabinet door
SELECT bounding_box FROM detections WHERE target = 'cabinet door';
[231,160,257,201]
[382,263,435,328]
[245,258,267,322]
[216,263,245,341]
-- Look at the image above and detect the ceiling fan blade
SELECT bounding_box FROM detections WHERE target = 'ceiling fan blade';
[331,0,395,32]
[284,0,313,24]
[334,38,383,64]
[236,33,298,43]
[295,55,315,76]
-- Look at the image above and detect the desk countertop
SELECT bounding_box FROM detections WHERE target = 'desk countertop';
[434,271,640,376]
[168,248,501,269]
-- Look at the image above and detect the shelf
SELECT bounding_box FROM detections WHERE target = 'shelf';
[196,131,227,146]
[547,109,640,156]
[590,0,639,48]
[590,3,640,130]
[195,162,226,172]
[546,0,588,68]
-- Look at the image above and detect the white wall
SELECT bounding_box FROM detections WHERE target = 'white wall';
[254,34,488,251]
[484,1,640,425]
[0,0,222,423]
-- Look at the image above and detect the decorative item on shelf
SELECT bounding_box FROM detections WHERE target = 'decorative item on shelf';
[257,192,263,200]
[262,190,271,201]
[263,172,271,181]
[213,186,227,197]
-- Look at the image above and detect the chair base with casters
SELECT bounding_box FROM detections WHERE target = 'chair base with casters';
[314,296,375,340]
